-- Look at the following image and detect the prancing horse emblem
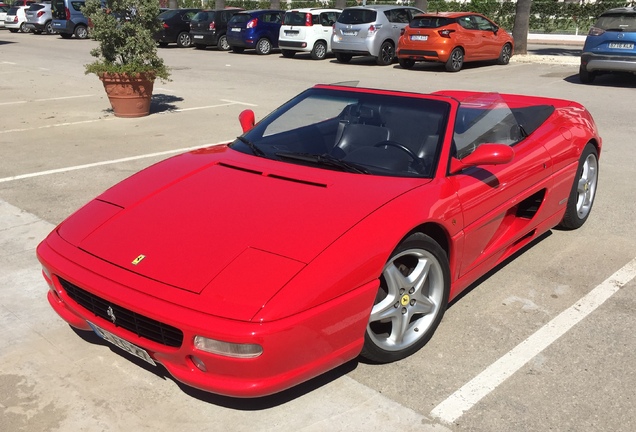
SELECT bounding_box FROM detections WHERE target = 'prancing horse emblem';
[132,254,146,265]
[107,306,116,324]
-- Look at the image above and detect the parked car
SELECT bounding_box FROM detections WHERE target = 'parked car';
[580,6,636,84]
[12,0,36,5]
[25,2,54,34]
[226,9,284,55]
[4,5,28,32]
[397,12,514,72]
[51,0,88,39]
[332,5,423,66]
[278,8,341,60]
[155,8,201,48]
[37,84,601,397]
[0,4,9,28]
[189,7,243,51]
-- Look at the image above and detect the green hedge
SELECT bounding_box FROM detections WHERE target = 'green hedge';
[180,0,636,34]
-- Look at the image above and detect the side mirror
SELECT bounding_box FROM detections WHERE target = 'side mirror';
[238,109,255,133]
[449,143,514,174]
[493,26,499,35]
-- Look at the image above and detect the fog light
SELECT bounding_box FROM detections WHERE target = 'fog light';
[194,336,263,358]
[189,355,207,372]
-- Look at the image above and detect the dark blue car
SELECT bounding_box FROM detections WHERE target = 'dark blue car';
[226,9,285,55]
[580,6,636,84]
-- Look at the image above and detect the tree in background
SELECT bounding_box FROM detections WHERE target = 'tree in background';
[513,0,532,55]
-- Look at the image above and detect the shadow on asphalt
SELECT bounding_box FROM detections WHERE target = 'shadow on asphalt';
[564,71,636,88]
[150,93,185,114]
[528,47,582,56]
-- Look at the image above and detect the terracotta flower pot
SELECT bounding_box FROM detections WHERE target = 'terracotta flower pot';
[99,73,155,118]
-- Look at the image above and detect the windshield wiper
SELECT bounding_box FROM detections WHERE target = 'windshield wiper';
[236,136,266,157]
[275,152,370,174]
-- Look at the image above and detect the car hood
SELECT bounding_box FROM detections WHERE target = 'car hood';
[59,147,427,296]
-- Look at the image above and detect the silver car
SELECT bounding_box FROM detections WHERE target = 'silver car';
[332,5,423,66]
[25,2,55,34]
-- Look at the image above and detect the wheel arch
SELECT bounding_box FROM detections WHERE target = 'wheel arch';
[404,222,451,262]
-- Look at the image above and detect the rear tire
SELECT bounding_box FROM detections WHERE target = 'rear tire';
[398,58,415,69]
[335,53,352,63]
[20,22,30,33]
[579,65,595,84]
[445,47,463,72]
[310,41,327,60]
[255,38,272,55]
[558,143,599,230]
[376,41,394,66]
[44,20,54,35]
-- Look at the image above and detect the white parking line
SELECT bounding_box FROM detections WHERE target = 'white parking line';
[431,257,636,424]
[220,99,258,107]
[0,118,116,134]
[0,141,229,184]
[0,95,94,106]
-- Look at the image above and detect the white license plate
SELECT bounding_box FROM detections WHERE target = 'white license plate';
[231,27,240,32]
[609,42,634,49]
[411,35,428,41]
[88,321,156,366]
[193,35,203,39]
[342,31,357,36]
[285,31,299,35]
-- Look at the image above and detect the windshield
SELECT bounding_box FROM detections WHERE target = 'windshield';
[594,12,636,32]
[230,87,450,177]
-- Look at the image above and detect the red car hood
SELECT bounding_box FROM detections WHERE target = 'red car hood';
[63,148,427,294]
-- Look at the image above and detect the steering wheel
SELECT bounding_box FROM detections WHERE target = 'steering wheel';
[374,140,418,160]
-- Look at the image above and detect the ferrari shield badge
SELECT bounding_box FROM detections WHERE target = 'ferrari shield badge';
[132,254,146,265]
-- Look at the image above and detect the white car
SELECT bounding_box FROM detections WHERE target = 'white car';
[4,5,29,32]
[0,5,10,28]
[278,8,341,60]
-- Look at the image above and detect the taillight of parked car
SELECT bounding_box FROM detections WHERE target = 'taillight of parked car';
[588,26,605,36]
[209,21,215,31]
[305,12,312,26]
[438,29,455,38]
[368,24,378,36]
[246,18,257,29]
[162,22,169,29]
[65,7,70,20]
[37,10,44,17]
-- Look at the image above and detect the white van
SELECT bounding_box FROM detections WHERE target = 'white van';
[278,8,341,60]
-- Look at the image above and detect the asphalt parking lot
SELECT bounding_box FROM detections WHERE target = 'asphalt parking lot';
[1,31,636,432]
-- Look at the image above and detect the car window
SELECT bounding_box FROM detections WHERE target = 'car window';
[192,11,211,21]
[458,16,477,30]
[410,16,454,28]
[473,15,495,31]
[453,93,520,159]
[594,13,636,32]
[229,13,249,24]
[320,11,338,27]
[338,9,376,25]
[27,3,43,11]
[262,12,281,23]
[385,8,409,24]
[283,11,307,26]
[70,1,83,12]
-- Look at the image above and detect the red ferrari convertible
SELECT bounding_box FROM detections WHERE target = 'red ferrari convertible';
[37,84,601,397]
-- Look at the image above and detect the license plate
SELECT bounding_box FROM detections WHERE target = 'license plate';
[193,35,203,39]
[88,321,156,366]
[231,27,240,32]
[342,31,357,36]
[411,35,428,41]
[285,30,299,35]
[609,42,634,49]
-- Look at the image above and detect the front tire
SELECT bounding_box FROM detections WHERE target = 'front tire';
[311,41,327,60]
[255,38,272,55]
[445,47,463,72]
[559,142,599,230]
[360,233,450,363]
[44,21,54,35]
[376,41,394,66]
[497,43,512,65]
[177,31,192,48]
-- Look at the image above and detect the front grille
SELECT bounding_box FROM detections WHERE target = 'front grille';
[58,277,184,348]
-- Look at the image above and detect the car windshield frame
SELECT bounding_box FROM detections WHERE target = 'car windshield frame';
[230,87,452,178]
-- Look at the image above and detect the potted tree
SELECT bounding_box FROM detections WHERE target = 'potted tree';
[83,0,170,118]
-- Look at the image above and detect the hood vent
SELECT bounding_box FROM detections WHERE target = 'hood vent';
[218,162,328,188]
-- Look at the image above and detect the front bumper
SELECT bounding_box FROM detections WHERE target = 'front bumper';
[581,52,636,73]
[37,231,377,398]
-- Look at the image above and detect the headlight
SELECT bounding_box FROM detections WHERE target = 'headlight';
[194,336,263,358]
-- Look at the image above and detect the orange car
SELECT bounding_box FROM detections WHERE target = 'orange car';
[397,12,513,72]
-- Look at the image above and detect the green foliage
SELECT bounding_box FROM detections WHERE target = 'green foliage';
[83,0,170,81]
